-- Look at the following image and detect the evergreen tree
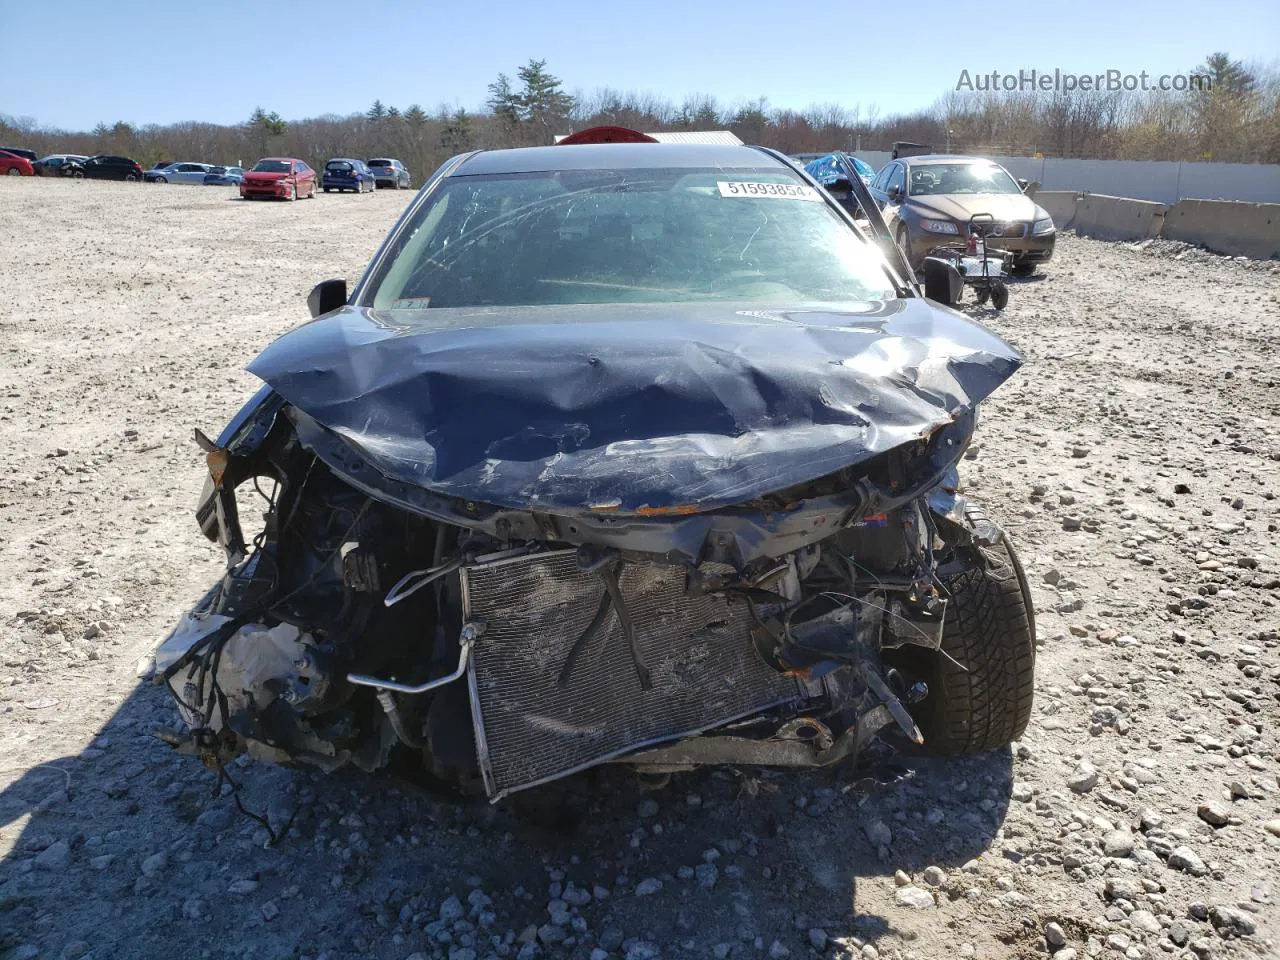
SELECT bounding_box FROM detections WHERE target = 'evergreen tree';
[486,74,521,128]
[516,59,575,134]
[366,100,388,121]
[440,108,474,152]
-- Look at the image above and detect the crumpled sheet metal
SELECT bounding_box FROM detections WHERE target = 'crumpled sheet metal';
[247,299,1020,514]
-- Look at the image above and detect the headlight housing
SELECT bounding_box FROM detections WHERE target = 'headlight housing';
[1032,217,1055,235]
[919,218,960,235]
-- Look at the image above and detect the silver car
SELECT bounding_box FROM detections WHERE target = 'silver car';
[146,161,212,184]
[366,157,412,189]
[34,154,89,177]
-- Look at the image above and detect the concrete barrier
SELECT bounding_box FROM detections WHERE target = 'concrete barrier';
[1162,199,1280,260]
[1034,190,1080,227]
[1072,193,1168,241]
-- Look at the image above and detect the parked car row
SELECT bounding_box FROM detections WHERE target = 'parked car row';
[2,145,414,201]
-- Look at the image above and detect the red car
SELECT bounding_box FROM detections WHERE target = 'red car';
[0,150,35,177]
[240,157,316,201]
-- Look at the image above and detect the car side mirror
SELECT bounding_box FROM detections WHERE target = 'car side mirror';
[1019,178,1040,196]
[888,184,902,201]
[921,257,964,307]
[307,278,348,319]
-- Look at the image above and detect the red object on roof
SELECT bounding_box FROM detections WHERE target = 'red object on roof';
[557,126,658,145]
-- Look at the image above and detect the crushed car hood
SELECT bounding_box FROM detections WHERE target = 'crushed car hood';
[247,299,1021,514]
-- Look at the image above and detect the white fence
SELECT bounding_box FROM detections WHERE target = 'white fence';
[839,152,1280,204]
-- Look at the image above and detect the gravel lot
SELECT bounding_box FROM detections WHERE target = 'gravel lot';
[1,177,1277,960]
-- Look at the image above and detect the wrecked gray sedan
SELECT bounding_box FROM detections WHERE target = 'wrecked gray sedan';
[155,138,1036,801]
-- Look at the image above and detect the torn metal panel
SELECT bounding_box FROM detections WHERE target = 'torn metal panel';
[248,298,1020,516]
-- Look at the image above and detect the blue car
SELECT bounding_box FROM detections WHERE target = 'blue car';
[322,158,376,193]
[803,153,875,187]
[203,165,244,186]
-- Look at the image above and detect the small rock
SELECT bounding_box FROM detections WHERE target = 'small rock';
[1067,761,1099,793]
[1105,933,1130,952]
[1045,922,1066,948]
[227,879,259,895]
[140,851,167,878]
[1129,910,1161,934]
[35,840,70,870]
[893,886,935,909]
[808,929,827,951]
[695,863,718,889]
[636,798,659,819]
[1197,802,1230,827]
[1264,820,1280,838]
[893,869,911,887]
[922,866,947,887]
[440,895,465,923]
[1167,845,1208,876]
[261,901,280,922]
[1103,829,1135,858]
[864,820,892,848]
[634,877,663,896]
[1208,905,1256,938]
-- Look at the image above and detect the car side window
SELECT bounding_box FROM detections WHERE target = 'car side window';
[887,164,906,196]
[872,165,890,191]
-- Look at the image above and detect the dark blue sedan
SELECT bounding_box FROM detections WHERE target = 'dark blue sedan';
[322,158,376,193]
[203,165,244,186]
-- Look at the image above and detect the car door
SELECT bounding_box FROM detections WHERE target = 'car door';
[294,161,310,193]
[176,163,205,184]
[868,162,894,208]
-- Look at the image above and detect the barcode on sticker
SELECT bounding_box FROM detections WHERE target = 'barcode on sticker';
[717,181,821,201]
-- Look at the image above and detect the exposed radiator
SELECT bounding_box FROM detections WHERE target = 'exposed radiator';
[460,549,803,799]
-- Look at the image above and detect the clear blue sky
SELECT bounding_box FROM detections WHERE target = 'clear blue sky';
[3,0,1278,130]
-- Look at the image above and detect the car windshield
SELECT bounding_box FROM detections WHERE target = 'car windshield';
[366,167,894,309]
[368,159,392,167]
[909,163,1021,196]
[252,160,290,173]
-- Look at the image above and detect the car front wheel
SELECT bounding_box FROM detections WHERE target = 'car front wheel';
[1009,262,1037,277]
[894,503,1036,755]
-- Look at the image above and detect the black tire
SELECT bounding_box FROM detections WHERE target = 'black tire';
[906,505,1036,756]
[990,282,1009,311]
[973,286,990,306]
[324,186,331,193]
[1009,262,1037,277]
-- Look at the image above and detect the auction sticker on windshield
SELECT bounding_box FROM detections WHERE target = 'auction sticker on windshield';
[717,181,821,201]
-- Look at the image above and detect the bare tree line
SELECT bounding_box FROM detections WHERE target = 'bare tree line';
[4,53,1276,175]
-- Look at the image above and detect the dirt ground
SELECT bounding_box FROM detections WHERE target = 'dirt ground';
[1,178,1277,960]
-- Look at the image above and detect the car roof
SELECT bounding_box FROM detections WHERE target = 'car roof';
[453,142,778,176]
